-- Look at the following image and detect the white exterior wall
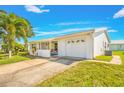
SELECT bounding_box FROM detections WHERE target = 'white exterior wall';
[93,31,109,57]
[58,40,66,56]
[86,33,94,59]
[110,44,124,50]
[37,50,51,57]
[58,34,93,59]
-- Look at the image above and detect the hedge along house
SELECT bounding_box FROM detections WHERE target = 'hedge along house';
[29,27,110,59]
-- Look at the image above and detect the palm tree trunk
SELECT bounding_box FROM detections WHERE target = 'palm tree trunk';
[9,50,12,58]
[25,41,28,52]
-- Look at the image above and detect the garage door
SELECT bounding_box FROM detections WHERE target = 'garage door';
[65,39,86,58]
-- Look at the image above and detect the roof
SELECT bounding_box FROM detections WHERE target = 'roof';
[54,29,94,40]
[30,27,109,43]
[94,27,110,42]
[30,38,55,43]
[110,40,124,44]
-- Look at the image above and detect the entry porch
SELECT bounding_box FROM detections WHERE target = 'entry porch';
[29,39,58,57]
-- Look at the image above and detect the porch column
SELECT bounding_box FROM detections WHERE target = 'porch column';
[36,43,39,50]
[49,41,52,50]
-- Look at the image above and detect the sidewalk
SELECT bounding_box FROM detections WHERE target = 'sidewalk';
[110,55,122,65]
[87,55,122,65]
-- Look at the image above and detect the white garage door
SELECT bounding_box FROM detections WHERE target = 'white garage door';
[65,39,86,58]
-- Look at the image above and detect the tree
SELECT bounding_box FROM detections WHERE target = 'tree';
[14,42,26,54]
[0,10,34,58]
[15,17,34,51]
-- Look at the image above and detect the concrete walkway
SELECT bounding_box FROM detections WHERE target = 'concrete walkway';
[0,58,78,87]
[87,55,122,65]
[110,55,122,65]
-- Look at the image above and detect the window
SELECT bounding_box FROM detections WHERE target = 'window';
[67,41,70,44]
[120,45,122,50]
[41,42,49,50]
[76,40,80,43]
[81,40,85,42]
[72,40,74,43]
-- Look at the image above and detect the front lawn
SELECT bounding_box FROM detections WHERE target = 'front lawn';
[95,55,112,62]
[0,54,31,65]
[37,61,124,87]
[37,51,124,87]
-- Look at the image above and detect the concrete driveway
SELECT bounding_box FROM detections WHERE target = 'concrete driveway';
[0,57,79,87]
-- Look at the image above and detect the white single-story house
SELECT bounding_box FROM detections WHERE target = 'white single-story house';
[29,27,110,59]
[109,40,124,50]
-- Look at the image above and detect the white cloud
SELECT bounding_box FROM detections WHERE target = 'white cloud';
[108,29,118,32]
[34,27,93,36]
[113,8,124,18]
[25,5,50,13]
[56,22,85,26]
[40,5,45,8]
[32,27,41,30]
[53,21,108,26]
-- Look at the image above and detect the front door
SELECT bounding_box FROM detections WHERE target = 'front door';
[51,41,58,55]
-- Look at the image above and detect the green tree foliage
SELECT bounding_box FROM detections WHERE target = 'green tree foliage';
[0,10,34,58]
[2,42,26,54]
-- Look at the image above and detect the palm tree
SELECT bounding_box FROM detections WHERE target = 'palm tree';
[0,10,34,58]
[15,17,34,51]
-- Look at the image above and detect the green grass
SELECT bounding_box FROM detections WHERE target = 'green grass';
[37,51,124,87]
[0,54,8,59]
[95,55,112,62]
[0,54,31,65]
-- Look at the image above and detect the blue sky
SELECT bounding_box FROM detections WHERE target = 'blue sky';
[0,5,124,42]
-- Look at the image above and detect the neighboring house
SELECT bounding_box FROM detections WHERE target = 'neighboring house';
[109,40,124,50]
[29,28,110,59]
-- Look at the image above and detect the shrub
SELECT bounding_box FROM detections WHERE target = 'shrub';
[14,42,26,54]
[0,50,5,54]
[1,42,26,55]
[17,52,29,56]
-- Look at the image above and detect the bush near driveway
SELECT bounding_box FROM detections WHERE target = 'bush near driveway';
[37,51,124,87]
[95,55,112,62]
[17,52,29,56]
